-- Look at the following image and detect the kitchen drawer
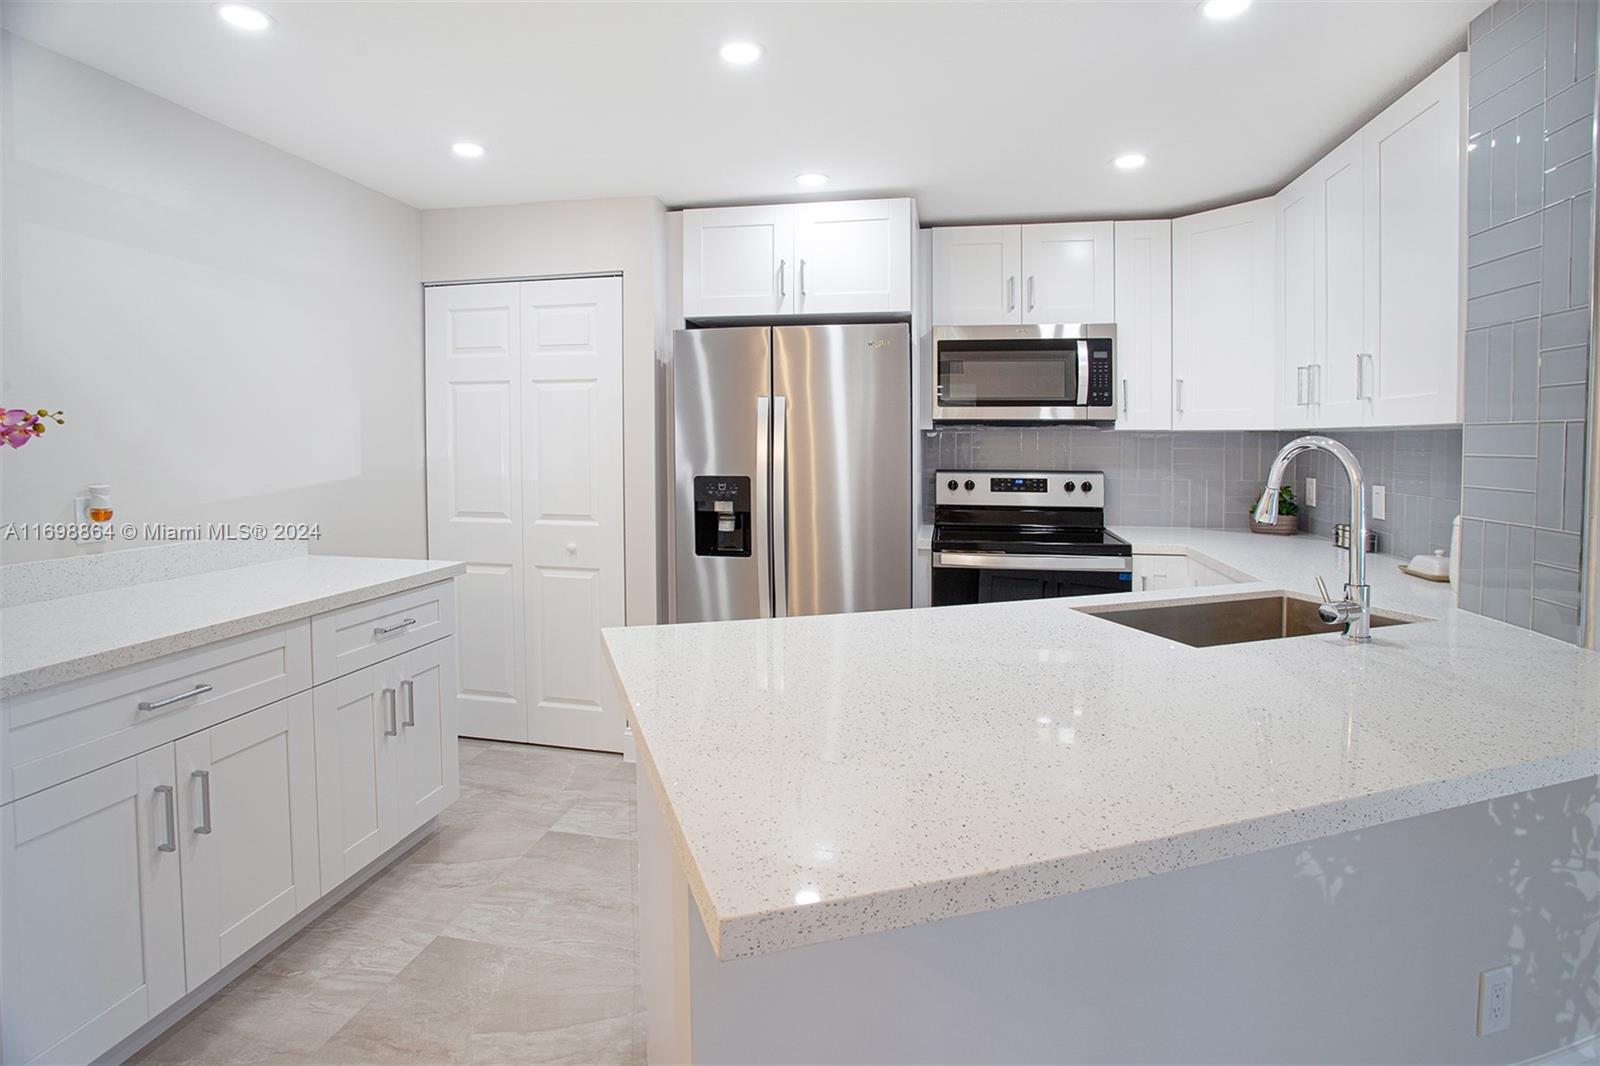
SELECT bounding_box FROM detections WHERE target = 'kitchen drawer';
[1,622,311,805]
[310,580,455,685]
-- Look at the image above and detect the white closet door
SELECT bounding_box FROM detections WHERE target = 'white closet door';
[520,276,626,752]
[424,283,528,742]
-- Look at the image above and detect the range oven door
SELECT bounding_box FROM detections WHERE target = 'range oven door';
[932,324,1116,423]
[931,552,1132,606]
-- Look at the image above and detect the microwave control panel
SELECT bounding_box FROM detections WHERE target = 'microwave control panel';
[1087,344,1114,407]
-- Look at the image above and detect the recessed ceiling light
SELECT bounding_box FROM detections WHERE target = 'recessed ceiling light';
[451,142,486,159]
[1200,0,1251,19]
[1113,153,1148,170]
[215,3,273,31]
[795,172,830,187]
[719,41,763,66]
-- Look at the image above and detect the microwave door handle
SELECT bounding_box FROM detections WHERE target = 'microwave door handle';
[755,396,772,618]
[1076,341,1090,406]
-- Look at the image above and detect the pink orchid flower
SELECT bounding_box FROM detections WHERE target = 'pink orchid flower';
[0,407,65,449]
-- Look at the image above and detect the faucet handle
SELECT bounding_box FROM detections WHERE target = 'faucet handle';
[1315,575,1332,604]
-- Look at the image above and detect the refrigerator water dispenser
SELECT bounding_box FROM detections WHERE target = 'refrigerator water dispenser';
[693,476,752,557]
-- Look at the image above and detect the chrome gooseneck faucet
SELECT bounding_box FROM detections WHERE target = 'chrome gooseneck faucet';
[1254,435,1372,643]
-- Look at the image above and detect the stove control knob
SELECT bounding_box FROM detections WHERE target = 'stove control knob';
[1080,480,1094,493]
[947,479,959,491]
[1063,481,1077,493]
[963,479,976,491]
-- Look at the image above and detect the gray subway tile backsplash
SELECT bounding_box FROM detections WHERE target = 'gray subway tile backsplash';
[922,426,1465,562]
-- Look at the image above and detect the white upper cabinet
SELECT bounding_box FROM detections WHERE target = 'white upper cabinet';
[1271,52,1465,430]
[930,225,1021,324]
[682,199,912,319]
[1275,167,1320,429]
[682,204,795,318]
[1318,135,1369,428]
[1112,221,1172,430]
[793,199,913,314]
[1364,53,1466,426]
[1022,222,1115,323]
[1171,198,1277,430]
[932,222,1115,325]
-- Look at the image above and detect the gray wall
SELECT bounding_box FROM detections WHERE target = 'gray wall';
[922,426,1463,561]
[1459,0,1595,642]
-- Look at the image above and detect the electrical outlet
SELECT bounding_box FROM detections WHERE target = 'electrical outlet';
[1478,965,1512,1036]
[1306,477,1317,507]
[1371,484,1387,521]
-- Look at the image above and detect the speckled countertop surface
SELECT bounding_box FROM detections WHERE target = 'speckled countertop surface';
[0,555,465,698]
[603,528,1600,961]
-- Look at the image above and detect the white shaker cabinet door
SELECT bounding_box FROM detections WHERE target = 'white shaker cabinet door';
[1276,169,1320,429]
[313,661,397,893]
[1363,52,1466,426]
[521,276,627,752]
[424,282,527,743]
[176,692,319,988]
[793,198,912,315]
[1022,222,1115,323]
[0,748,185,1065]
[931,225,1022,324]
[1111,221,1172,430]
[682,204,795,318]
[393,638,460,832]
[1171,198,1278,429]
[1316,135,1370,429]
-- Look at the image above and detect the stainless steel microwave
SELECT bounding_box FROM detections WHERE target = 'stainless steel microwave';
[931,324,1116,424]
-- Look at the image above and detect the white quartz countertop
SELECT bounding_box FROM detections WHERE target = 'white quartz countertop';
[603,527,1600,961]
[1,555,465,697]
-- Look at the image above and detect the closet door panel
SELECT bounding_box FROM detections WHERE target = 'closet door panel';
[424,283,527,742]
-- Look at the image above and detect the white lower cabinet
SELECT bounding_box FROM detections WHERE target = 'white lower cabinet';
[314,637,460,894]
[1133,553,1238,592]
[0,586,460,1065]
[176,691,319,988]
[0,749,185,1065]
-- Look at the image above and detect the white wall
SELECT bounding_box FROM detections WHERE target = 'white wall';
[421,197,667,626]
[0,34,426,562]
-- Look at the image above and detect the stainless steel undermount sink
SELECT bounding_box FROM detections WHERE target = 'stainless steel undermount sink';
[1078,593,1411,648]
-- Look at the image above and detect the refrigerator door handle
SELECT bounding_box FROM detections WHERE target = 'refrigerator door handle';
[771,395,789,619]
[755,396,773,618]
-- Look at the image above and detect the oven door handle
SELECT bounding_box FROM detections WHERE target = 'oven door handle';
[934,551,1131,573]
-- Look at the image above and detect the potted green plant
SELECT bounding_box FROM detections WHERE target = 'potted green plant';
[1249,485,1300,535]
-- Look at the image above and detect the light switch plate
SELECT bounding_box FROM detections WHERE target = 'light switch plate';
[1371,484,1387,521]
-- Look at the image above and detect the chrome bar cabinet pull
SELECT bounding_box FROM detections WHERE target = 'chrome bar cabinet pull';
[383,688,399,736]
[192,770,213,835]
[139,683,212,712]
[401,679,415,727]
[155,784,177,852]
[374,617,417,637]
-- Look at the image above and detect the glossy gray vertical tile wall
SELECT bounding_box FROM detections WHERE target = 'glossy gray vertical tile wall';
[1463,0,1594,644]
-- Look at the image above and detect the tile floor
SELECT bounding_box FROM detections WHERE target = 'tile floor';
[133,740,643,1065]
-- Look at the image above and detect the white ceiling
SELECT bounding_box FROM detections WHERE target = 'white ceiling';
[4,0,1489,222]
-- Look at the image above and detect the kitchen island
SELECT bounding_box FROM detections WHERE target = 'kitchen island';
[603,528,1600,1065]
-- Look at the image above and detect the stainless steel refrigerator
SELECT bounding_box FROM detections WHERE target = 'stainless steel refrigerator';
[671,323,912,623]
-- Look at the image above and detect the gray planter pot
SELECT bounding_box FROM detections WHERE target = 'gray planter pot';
[1249,514,1300,535]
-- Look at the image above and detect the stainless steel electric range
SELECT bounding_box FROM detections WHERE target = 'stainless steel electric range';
[931,471,1132,606]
